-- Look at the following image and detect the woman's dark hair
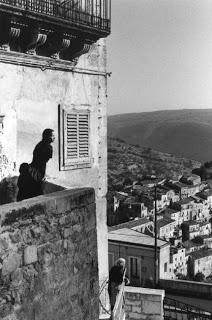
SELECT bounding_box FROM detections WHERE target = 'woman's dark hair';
[19,162,29,174]
[42,128,54,140]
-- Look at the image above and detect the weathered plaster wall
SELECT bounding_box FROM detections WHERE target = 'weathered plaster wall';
[0,113,16,180]
[125,286,165,320]
[194,255,212,278]
[159,245,171,280]
[0,38,108,282]
[0,188,99,320]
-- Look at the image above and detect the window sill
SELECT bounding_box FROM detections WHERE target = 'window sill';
[60,162,92,171]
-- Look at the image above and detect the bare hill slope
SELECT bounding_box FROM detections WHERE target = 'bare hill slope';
[108,109,212,162]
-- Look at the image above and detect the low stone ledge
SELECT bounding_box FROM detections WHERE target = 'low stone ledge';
[159,278,212,299]
[0,187,95,227]
[125,286,165,320]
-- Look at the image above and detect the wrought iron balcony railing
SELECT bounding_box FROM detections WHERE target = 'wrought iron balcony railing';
[0,0,111,34]
[164,297,212,320]
[0,0,111,62]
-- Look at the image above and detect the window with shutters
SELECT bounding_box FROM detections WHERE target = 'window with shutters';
[59,105,91,170]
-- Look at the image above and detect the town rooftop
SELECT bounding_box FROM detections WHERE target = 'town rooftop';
[108,228,168,248]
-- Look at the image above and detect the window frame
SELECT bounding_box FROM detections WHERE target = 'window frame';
[129,256,140,279]
[108,252,114,271]
[59,104,92,170]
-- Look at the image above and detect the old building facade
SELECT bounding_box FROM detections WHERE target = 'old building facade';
[0,0,111,298]
[108,228,171,287]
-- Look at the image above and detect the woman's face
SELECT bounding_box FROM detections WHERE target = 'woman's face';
[50,132,55,143]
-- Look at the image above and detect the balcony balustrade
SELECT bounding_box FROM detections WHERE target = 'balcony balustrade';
[164,297,212,320]
[0,0,111,62]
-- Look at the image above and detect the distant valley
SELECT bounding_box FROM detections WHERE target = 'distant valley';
[108,109,212,163]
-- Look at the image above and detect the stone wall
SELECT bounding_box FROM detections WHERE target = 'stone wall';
[0,176,18,205]
[125,286,165,320]
[0,188,99,320]
[159,278,212,299]
[0,177,65,205]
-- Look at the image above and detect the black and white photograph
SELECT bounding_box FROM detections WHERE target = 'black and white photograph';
[0,0,212,319]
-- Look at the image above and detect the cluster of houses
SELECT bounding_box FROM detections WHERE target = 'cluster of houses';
[108,173,212,286]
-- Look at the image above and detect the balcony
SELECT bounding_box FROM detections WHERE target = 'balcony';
[0,0,111,62]
[164,297,212,320]
[99,281,165,320]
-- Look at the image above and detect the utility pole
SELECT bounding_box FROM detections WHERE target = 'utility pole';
[154,184,158,288]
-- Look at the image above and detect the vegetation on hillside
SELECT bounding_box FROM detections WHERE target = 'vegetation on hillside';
[108,137,201,191]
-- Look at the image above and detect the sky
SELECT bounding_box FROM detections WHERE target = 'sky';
[107,0,212,115]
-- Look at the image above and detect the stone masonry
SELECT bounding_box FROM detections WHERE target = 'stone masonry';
[125,286,165,320]
[0,188,98,320]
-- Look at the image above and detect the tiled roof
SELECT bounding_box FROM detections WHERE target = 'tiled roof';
[123,197,139,204]
[114,191,128,201]
[183,220,199,226]
[199,221,211,227]
[161,207,180,214]
[108,218,151,232]
[183,240,203,249]
[157,218,175,228]
[108,228,168,248]
[189,249,212,260]
[176,197,194,205]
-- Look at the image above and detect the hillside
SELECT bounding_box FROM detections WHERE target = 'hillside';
[108,109,212,162]
[108,137,201,191]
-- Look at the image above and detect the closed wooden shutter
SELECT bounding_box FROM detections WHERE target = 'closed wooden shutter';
[79,113,89,158]
[64,110,90,164]
[66,113,78,159]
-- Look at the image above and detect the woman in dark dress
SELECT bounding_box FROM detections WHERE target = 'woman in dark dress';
[28,128,55,196]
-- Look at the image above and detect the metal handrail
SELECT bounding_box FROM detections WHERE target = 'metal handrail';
[0,0,111,32]
[164,297,212,320]
[111,281,125,320]
[99,278,111,316]
[99,276,126,320]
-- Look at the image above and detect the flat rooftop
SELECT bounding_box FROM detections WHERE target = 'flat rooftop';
[108,228,168,248]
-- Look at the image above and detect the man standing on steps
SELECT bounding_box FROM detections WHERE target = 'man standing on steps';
[28,128,55,197]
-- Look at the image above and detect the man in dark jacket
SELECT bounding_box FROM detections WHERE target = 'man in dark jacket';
[108,258,129,311]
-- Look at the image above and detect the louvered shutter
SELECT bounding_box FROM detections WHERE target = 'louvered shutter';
[64,110,90,165]
[79,113,89,158]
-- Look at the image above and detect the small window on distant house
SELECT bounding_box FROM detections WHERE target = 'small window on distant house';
[141,266,147,273]
[130,257,139,278]
[108,253,114,271]
[59,105,91,170]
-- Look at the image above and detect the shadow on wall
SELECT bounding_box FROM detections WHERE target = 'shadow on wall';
[0,176,65,205]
